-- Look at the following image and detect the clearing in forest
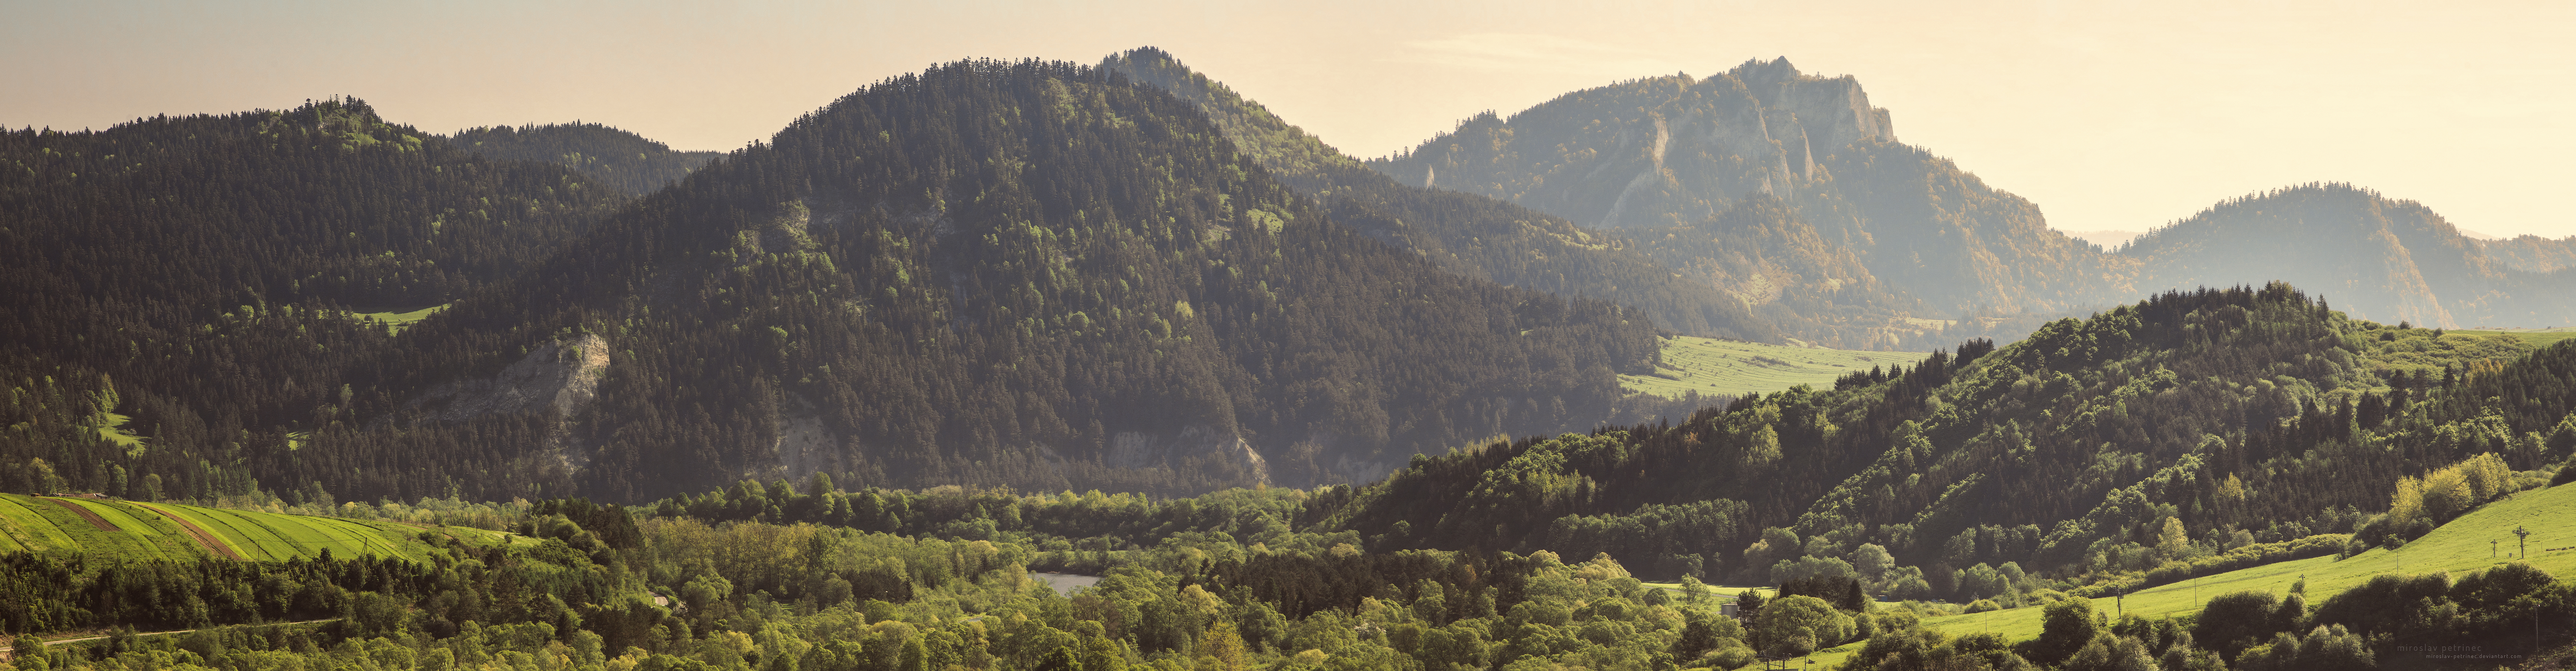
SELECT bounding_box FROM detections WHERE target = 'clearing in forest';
[1620,335,1933,399]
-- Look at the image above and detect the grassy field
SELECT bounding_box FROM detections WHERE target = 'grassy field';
[2454,327,2576,348]
[91,410,146,452]
[1621,336,1933,399]
[1918,481,2576,643]
[354,304,447,333]
[0,493,521,562]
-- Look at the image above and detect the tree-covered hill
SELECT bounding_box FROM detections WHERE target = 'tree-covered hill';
[1315,283,2576,593]
[314,58,1663,504]
[0,98,628,505]
[1099,48,1781,343]
[446,122,721,195]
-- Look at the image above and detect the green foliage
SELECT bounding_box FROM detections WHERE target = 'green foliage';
[447,122,719,195]
[1750,594,1853,657]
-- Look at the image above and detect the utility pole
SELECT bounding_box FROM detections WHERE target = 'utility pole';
[2493,540,2499,559]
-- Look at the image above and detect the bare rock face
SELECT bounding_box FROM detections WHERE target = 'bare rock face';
[1106,425,1272,487]
[1366,57,2144,321]
[405,333,609,422]
[397,333,609,467]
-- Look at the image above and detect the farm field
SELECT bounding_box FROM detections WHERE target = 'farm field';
[2455,327,2576,348]
[0,493,522,562]
[1918,480,2576,643]
[1620,336,1932,399]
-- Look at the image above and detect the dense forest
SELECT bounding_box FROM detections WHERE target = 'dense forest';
[1,61,1680,506]
[0,98,629,506]
[447,123,721,195]
[278,59,1663,503]
[1099,48,1779,343]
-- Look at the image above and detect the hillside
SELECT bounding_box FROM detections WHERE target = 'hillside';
[2482,233,2576,273]
[307,58,1663,504]
[0,98,628,510]
[447,122,721,195]
[1621,195,1943,349]
[1314,284,2575,594]
[1621,335,1931,399]
[0,494,517,562]
[2122,183,2576,328]
[1099,48,1782,342]
[1926,479,2576,643]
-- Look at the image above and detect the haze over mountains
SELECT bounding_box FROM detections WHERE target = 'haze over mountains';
[1368,58,2574,331]
[4,47,2571,514]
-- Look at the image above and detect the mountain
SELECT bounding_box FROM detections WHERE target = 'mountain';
[1365,58,2135,320]
[1322,283,2572,587]
[0,98,627,504]
[1621,195,1931,348]
[292,59,1663,504]
[1098,48,1780,343]
[1364,60,2576,333]
[447,122,721,195]
[2122,184,2576,328]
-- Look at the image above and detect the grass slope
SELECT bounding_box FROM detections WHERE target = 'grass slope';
[2455,327,2576,349]
[1621,336,1931,399]
[1920,481,2576,642]
[0,494,517,562]
[353,304,447,333]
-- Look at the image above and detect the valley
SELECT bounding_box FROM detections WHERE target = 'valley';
[2,29,2573,671]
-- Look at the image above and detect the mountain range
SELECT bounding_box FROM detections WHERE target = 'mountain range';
[3,50,2571,510]
[1368,58,2573,332]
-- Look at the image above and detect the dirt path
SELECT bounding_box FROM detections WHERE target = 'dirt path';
[0,619,339,661]
[41,497,118,531]
[127,502,242,560]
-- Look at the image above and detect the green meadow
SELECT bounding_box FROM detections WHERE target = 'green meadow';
[0,493,521,562]
[1621,336,1932,399]
[1919,481,2576,643]
[353,304,448,333]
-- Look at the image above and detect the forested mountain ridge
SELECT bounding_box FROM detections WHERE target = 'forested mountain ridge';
[312,58,1664,504]
[1099,47,1782,342]
[447,122,721,195]
[2121,183,2576,328]
[1366,62,2576,333]
[1318,283,2575,595]
[1366,58,2135,321]
[0,98,629,504]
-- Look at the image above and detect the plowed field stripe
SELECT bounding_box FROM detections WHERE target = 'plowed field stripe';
[128,502,243,560]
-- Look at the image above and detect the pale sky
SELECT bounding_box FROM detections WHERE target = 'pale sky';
[7,0,2571,238]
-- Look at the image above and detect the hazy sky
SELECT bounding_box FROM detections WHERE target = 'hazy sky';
[7,0,2571,238]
